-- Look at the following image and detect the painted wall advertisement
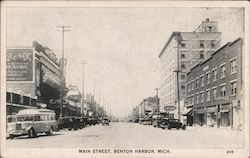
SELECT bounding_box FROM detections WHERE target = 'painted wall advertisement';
[6,48,34,82]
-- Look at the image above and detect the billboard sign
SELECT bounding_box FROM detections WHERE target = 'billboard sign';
[6,48,35,82]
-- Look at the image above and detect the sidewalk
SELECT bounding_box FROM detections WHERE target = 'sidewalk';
[186,125,243,138]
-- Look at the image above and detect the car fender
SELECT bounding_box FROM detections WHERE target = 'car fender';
[25,126,33,131]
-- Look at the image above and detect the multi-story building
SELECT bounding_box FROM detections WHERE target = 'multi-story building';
[186,38,243,129]
[158,18,221,118]
[6,41,69,117]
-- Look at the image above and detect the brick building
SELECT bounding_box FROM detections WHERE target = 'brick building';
[158,18,221,118]
[186,38,243,129]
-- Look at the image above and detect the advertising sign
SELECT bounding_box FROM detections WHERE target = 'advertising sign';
[6,48,34,82]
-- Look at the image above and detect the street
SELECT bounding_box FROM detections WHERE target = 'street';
[6,122,244,148]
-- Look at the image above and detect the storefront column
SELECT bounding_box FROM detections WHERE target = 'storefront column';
[230,102,233,129]
[217,105,220,128]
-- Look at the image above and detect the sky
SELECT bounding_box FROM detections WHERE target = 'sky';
[7,7,244,117]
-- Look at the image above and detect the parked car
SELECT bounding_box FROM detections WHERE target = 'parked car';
[142,117,153,125]
[159,118,186,130]
[102,117,110,126]
[58,116,80,130]
[7,109,58,139]
[79,117,87,129]
[87,117,98,126]
[152,115,163,127]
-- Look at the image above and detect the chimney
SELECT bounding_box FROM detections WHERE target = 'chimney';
[206,18,210,22]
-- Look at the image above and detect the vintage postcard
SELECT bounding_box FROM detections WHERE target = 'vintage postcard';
[0,1,249,158]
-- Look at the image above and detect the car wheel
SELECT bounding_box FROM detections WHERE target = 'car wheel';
[73,124,78,130]
[68,128,72,131]
[46,127,53,135]
[28,128,37,138]
[182,125,186,130]
[9,134,14,139]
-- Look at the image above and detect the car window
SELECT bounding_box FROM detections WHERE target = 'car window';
[17,116,33,122]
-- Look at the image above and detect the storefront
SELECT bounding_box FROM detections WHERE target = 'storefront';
[206,106,217,127]
[196,108,206,126]
[219,104,231,127]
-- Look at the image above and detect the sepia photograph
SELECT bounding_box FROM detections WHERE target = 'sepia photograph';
[0,1,249,158]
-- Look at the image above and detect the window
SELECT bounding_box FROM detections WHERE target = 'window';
[181,63,186,69]
[181,53,185,59]
[200,40,204,48]
[190,96,193,105]
[220,64,226,78]
[187,83,190,92]
[207,73,210,84]
[211,41,215,48]
[181,42,186,48]
[181,74,186,80]
[200,92,204,103]
[230,81,237,95]
[34,115,41,121]
[196,94,199,104]
[213,69,217,81]
[212,87,217,100]
[220,84,226,97]
[201,76,205,86]
[200,51,204,59]
[181,85,185,90]
[196,79,199,88]
[231,58,237,74]
[206,90,211,102]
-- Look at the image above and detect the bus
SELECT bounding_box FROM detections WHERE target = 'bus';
[7,108,58,139]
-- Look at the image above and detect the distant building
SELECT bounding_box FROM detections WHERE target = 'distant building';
[158,18,221,118]
[139,96,159,118]
[186,38,243,129]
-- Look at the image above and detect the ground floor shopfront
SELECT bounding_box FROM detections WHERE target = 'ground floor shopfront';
[193,99,242,130]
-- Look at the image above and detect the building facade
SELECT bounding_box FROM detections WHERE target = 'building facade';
[7,41,69,117]
[158,18,221,118]
[186,38,243,129]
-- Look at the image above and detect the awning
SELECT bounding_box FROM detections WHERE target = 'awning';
[182,108,192,116]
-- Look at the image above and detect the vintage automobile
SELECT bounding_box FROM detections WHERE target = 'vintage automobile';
[158,118,186,130]
[79,117,88,129]
[102,117,110,126]
[142,116,153,125]
[87,117,98,126]
[7,109,58,139]
[58,116,81,130]
[152,115,163,127]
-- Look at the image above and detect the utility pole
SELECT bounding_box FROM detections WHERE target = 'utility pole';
[155,88,159,114]
[80,60,87,116]
[174,38,181,122]
[57,25,70,118]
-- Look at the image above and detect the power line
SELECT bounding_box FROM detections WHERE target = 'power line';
[80,60,87,116]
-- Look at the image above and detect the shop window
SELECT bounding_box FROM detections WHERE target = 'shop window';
[230,58,237,74]
[230,81,237,95]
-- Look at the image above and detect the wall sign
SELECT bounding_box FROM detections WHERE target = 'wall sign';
[6,48,34,82]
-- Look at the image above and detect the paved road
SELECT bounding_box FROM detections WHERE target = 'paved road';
[6,122,244,148]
